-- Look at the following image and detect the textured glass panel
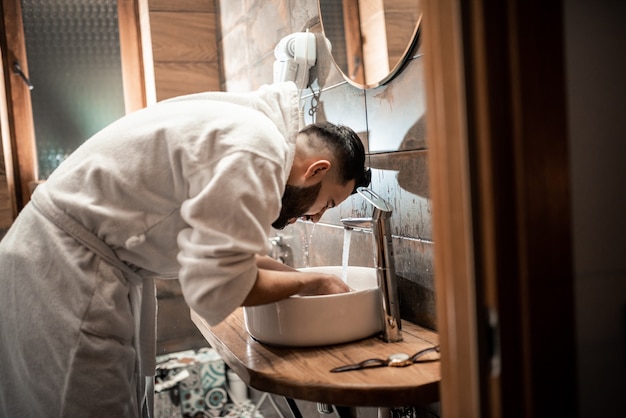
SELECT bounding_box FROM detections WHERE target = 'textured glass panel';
[21,0,126,178]
[319,0,348,72]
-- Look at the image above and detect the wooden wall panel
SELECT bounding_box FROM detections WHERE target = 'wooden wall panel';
[150,12,217,62]
[118,0,150,112]
[148,0,221,100]
[0,169,11,228]
[1,0,37,211]
[149,0,214,13]
[153,62,220,101]
[0,56,16,226]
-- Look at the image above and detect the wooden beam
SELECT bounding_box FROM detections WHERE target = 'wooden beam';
[422,0,482,416]
[118,0,154,112]
[0,0,37,210]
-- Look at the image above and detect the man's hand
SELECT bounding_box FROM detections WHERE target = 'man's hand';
[297,272,351,296]
[243,268,350,306]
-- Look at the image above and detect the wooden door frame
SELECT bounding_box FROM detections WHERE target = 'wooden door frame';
[423,0,577,417]
[0,0,36,213]
[0,0,150,214]
[118,0,155,112]
[422,0,482,415]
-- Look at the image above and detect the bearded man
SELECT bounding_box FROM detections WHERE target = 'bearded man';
[0,82,370,417]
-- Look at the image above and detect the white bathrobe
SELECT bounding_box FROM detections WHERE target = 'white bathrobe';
[0,82,300,417]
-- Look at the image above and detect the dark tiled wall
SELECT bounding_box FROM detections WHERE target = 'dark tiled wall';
[217,0,435,330]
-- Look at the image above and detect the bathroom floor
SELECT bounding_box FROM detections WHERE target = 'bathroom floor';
[151,346,360,418]
[153,382,381,418]
[152,346,436,418]
[154,387,379,418]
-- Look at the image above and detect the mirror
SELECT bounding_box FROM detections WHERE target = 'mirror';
[319,0,422,89]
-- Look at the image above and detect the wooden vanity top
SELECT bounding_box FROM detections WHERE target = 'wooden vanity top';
[191,308,440,407]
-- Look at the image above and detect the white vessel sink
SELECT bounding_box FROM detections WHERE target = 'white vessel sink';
[244,266,383,347]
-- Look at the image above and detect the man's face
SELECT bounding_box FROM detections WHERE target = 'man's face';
[272,178,356,230]
[272,182,322,230]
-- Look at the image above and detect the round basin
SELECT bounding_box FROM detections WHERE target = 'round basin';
[243,266,383,347]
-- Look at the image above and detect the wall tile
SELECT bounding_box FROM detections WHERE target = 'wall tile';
[276,222,374,269]
[365,54,426,153]
[369,152,431,239]
[248,53,275,90]
[288,0,319,31]
[216,0,246,37]
[220,24,251,88]
[369,150,430,198]
[302,82,367,139]
[395,237,436,329]
[246,0,290,63]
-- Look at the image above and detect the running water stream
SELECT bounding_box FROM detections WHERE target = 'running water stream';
[301,223,316,267]
[302,222,352,284]
[341,228,352,283]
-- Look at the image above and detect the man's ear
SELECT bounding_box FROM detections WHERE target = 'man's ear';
[303,160,331,184]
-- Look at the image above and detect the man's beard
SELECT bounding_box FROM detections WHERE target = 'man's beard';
[272,182,322,230]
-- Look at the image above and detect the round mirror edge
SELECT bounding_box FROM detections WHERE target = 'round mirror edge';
[316,17,355,89]
[375,13,423,89]
[317,0,423,90]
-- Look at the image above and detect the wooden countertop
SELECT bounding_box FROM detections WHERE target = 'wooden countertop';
[191,308,440,407]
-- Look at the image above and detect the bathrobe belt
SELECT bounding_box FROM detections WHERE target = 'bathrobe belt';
[31,191,156,417]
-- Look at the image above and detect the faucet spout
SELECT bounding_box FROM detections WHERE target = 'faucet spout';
[340,217,373,230]
[268,235,293,267]
[342,187,402,343]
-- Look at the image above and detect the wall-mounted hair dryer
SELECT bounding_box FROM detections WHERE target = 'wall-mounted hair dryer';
[273,31,316,90]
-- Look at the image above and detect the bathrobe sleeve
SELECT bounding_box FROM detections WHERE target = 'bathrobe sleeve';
[176,116,288,326]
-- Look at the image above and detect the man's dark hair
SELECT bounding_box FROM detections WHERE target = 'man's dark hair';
[299,121,371,193]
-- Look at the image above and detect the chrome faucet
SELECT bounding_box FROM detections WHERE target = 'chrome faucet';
[341,187,402,342]
[268,234,293,267]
